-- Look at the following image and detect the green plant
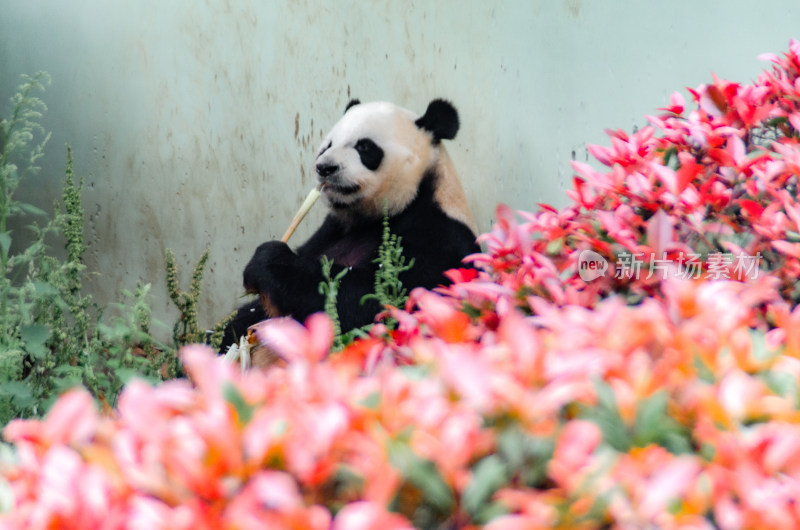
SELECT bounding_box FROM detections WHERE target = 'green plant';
[166,248,208,347]
[0,73,170,422]
[208,309,236,351]
[320,207,414,349]
[319,255,350,350]
[165,247,233,351]
[94,284,180,399]
[361,206,415,310]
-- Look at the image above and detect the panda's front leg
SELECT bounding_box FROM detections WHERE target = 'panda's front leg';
[242,240,326,322]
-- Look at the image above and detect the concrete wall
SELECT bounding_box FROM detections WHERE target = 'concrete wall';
[1,0,798,337]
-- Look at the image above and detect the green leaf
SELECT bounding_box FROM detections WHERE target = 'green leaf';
[31,280,58,297]
[630,390,692,453]
[114,368,148,386]
[0,232,10,255]
[497,427,525,469]
[462,454,508,517]
[786,230,800,243]
[461,302,483,320]
[766,116,789,127]
[692,354,716,383]
[51,372,84,395]
[358,391,381,410]
[105,357,121,371]
[580,379,631,452]
[20,323,50,359]
[0,381,34,409]
[545,237,564,255]
[17,202,46,216]
[632,390,668,443]
[749,329,775,362]
[398,365,432,381]
[223,382,254,424]
[662,147,678,168]
[388,439,453,511]
[497,427,553,487]
[659,430,693,455]
[474,502,509,526]
[762,370,798,402]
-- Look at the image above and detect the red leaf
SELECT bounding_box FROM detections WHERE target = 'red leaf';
[738,199,765,218]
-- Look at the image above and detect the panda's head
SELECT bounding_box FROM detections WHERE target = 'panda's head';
[314,99,462,222]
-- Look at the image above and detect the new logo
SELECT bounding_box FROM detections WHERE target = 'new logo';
[578,250,608,281]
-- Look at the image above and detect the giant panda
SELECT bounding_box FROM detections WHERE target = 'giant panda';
[220,98,479,351]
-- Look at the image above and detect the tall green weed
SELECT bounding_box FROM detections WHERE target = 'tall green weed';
[0,73,173,422]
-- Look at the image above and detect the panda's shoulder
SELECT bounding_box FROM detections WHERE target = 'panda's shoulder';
[390,175,478,250]
[394,170,461,224]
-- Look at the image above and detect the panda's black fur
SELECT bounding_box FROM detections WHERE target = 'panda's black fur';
[219,99,479,351]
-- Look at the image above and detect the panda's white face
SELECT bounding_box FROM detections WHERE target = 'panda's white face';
[315,101,436,219]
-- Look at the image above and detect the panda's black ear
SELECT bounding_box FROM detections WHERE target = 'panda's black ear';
[415,99,459,142]
[344,99,361,113]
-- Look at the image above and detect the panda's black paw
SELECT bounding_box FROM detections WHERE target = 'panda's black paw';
[242,240,294,295]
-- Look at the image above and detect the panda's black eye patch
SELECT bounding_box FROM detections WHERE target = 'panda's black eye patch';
[354,138,384,171]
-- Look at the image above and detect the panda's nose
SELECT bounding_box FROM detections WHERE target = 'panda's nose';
[315,162,339,179]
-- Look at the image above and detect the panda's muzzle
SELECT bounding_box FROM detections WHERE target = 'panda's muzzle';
[315,162,360,196]
[316,162,339,179]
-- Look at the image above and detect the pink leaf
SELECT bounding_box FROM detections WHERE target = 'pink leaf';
[646,209,675,257]
[789,113,800,133]
[255,314,333,363]
[758,52,780,63]
[43,389,98,446]
[333,501,413,530]
[772,240,800,259]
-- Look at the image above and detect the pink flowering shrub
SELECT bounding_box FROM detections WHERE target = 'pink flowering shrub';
[4,42,800,529]
[460,40,800,315]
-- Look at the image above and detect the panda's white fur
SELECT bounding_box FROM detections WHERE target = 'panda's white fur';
[315,101,476,233]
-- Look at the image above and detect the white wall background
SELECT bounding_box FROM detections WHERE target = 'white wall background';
[1,0,798,337]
